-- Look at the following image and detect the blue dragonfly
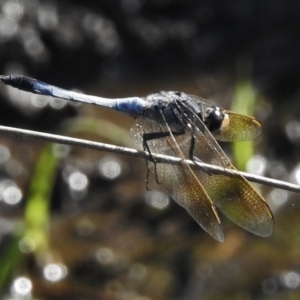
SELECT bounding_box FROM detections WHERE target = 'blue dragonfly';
[0,75,273,242]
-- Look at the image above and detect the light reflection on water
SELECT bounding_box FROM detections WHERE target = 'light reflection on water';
[129,263,147,281]
[0,144,10,164]
[96,247,115,265]
[31,94,49,108]
[68,171,88,192]
[19,237,36,254]
[262,278,277,295]
[246,155,267,175]
[144,190,169,210]
[268,161,288,180]
[285,120,300,143]
[49,97,67,109]
[98,156,122,180]
[0,179,22,205]
[10,276,32,299]
[0,217,12,235]
[43,263,68,282]
[5,158,24,177]
[51,143,70,158]
[3,1,24,22]
[3,185,22,205]
[291,163,300,185]
[280,271,300,289]
[37,3,58,30]
[267,188,289,209]
[0,144,24,177]
[62,166,89,200]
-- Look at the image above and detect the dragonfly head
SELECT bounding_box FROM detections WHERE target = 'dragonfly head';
[204,106,229,133]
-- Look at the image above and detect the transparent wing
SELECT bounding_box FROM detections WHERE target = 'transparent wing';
[178,104,274,237]
[213,111,262,142]
[130,115,224,242]
[188,95,262,142]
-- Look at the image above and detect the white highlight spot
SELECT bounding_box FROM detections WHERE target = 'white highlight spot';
[280,271,300,289]
[286,121,300,143]
[68,171,88,192]
[0,145,10,163]
[268,188,289,207]
[96,247,114,265]
[11,277,32,298]
[43,263,68,282]
[246,155,267,175]
[145,190,169,210]
[3,185,22,205]
[19,237,36,253]
[98,156,121,180]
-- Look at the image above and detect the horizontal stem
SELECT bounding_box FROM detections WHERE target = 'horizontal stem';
[0,124,299,193]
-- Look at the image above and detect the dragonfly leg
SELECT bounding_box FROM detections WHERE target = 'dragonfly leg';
[189,132,212,175]
[143,130,184,186]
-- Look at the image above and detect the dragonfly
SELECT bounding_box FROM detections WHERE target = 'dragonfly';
[0,75,273,242]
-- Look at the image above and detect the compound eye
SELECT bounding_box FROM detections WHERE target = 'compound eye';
[204,106,225,132]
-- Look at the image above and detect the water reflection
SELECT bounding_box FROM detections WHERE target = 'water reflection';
[246,155,267,175]
[96,247,115,265]
[285,120,300,143]
[0,14,18,40]
[2,0,24,21]
[49,97,67,109]
[0,144,24,177]
[37,4,58,30]
[3,185,22,205]
[19,237,36,254]
[68,171,88,192]
[0,180,22,205]
[5,158,24,177]
[145,190,169,210]
[98,156,122,180]
[129,263,147,280]
[0,144,10,164]
[267,188,289,211]
[11,276,32,299]
[43,263,68,282]
[82,13,120,55]
[51,143,70,158]
[262,278,278,295]
[30,94,49,108]
[23,31,46,61]
[62,167,89,200]
[0,1,22,42]
[268,161,288,180]
[292,163,300,185]
[280,271,300,289]
[0,217,12,236]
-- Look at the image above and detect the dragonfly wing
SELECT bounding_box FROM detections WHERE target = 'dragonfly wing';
[198,168,274,237]
[188,95,262,142]
[181,111,274,237]
[213,111,262,142]
[130,116,224,242]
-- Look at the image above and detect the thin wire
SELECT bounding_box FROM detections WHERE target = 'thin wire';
[0,124,299,193]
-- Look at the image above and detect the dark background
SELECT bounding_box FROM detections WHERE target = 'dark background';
[0,0,300,299]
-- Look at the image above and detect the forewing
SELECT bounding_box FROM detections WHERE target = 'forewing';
[130,116,224,242]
